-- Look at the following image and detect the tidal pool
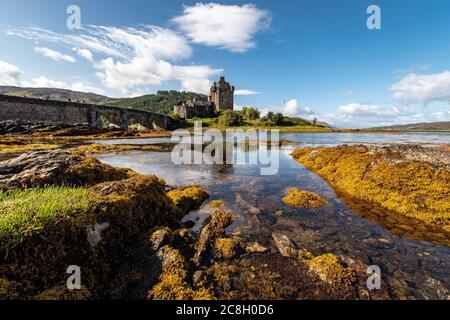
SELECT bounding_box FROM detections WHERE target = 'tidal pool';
[94,132,450,299]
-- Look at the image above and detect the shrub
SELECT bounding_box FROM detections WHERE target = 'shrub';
[218,110,243,127]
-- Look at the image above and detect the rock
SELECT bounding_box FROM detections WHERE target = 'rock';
[183,220,195,229]
[214,238,239,259]
[309,150,320,159]
[245,242,268,253]
[193,271,205,285]
[304,253,356,289]
[0,149,129,190]
[0,150,80,189]
[271,232,297,258]
[194,210,233,266]
[167,185,209,213]
[274,210,284,217]
[248,206,262,215]
[282,188,328,209]
[149,228,172,251]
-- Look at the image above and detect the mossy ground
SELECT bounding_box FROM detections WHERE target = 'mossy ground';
[292,146,450,245]
[0,186,90,250]
[283,188,328,209]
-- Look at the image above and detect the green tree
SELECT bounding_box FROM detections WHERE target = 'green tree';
[241,107,260,121]
[218,110,243,126]
[273,113,284,126]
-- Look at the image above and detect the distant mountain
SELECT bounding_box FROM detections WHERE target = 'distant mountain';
[0,86,208,115]
[102,90,208,114]
[0,86,108,104]
[371,121,450,131]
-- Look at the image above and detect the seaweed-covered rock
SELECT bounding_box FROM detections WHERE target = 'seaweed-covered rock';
[148,246,213,300]
[303,253,356,290]
[0,174,180,299]
[282,188,328,209]
[193,210,233,266]
[214,238,239,259]
[167,185,209,213]
[291,145,450,245]
[149,228,173,251]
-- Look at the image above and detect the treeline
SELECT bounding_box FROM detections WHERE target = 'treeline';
[104,90,208,114]
[190,107,321,127]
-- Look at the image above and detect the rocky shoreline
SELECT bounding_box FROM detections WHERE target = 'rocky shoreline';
[0,148,385,300]
[291,144,450,247]
[0,125,448,300]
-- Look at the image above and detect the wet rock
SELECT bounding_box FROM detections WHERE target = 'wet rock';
[183,220,195,229]
[419,277,449,300]
[245,242,268,253]
[274,210,284,217]
[149,228,172,251]
[272,232,298,258]
[248,206,262,215]
[0,149,130,190]
[194,210,233,266]
[0,150,80,189]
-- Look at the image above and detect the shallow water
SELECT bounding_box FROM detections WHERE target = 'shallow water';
[94,132,450,299]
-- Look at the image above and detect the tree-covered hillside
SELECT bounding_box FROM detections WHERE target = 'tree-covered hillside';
[103,90,208,114]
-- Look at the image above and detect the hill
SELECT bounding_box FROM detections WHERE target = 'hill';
[371,121,450,132]
[0,86,208,115]
[0,86,108,104]
[102,90,208,114]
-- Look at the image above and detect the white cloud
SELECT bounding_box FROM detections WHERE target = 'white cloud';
[172,3,271,53]
[283,99,315,116]
[0,60,105,95]
[27,76,68,88]
[73,47,93,62]
[8,25,222,95]
[389,71,450,105]
[0,60,22,86]
[235,89,260,95]
[322,102,450,128]
[34,47,76,63]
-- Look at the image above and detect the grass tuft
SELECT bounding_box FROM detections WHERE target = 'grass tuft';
[0,186,90,248]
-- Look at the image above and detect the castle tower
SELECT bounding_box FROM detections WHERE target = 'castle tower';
[208,76,234,111]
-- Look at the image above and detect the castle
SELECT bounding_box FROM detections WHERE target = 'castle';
[173,77,234,119]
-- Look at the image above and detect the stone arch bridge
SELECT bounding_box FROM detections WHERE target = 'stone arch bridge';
[0,94,176,130]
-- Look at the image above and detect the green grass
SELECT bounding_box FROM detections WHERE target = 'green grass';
[185,118,333,132]
[0,186,91,248]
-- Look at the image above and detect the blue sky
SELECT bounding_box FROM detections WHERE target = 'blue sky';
[1,0,450,127]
